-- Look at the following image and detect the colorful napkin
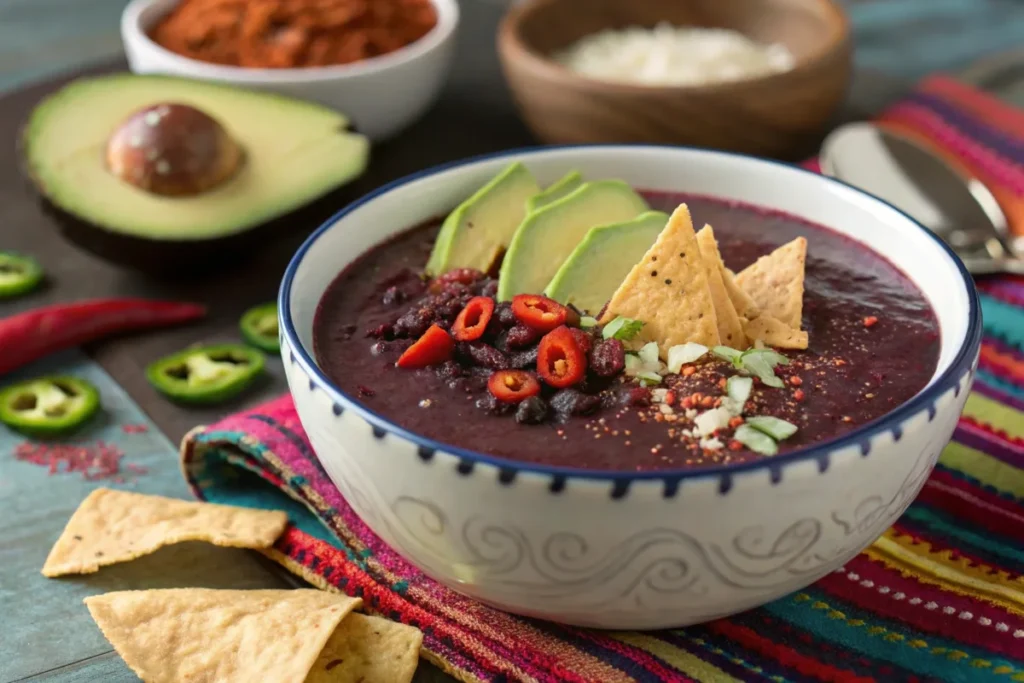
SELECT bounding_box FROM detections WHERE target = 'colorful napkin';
[182,76,1024,682]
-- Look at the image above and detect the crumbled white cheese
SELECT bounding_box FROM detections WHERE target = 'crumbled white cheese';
[651,388,670,403]
[693,406,732,437]
[554,23,795,87]
[659,404,674,415]
[699,437,725,451]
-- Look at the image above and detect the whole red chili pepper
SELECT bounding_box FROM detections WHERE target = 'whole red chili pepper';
[511,294,570,333]
[452,296,495,342]
[536,325,586,388]
[0,298,206,376]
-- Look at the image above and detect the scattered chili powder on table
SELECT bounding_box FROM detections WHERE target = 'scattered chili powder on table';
[150,0,438,69]
[13,441,148,482]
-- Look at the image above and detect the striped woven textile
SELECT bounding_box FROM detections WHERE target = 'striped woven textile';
[182,76,1024,682]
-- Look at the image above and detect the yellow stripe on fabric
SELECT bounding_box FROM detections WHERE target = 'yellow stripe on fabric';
[610,632,743,683]
[882,531,1024,592]
[867,535,1024,616]
[938,442,1024,498]
[964,393,1024,440]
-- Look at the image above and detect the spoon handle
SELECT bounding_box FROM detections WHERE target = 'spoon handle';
[961,254,1024,275]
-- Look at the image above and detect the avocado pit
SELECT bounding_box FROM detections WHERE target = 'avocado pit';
[105,103,243,197]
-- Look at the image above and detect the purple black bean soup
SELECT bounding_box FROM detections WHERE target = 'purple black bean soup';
[313,165,940,472]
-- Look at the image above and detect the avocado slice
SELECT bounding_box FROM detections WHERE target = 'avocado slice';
[497,180,649,301]
[425,162,540,277]
[544,211,669,314]
[526,171,584,213]
[22,74,368,270]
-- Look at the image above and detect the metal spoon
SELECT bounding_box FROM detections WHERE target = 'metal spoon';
[819,122,1024,275]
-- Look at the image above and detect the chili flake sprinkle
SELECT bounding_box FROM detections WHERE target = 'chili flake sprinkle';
[13,441,147,482]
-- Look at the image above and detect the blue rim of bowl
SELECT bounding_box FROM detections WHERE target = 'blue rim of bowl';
[280,144,983,486]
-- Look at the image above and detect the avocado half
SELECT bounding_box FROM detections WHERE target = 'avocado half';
[22,74,369,274]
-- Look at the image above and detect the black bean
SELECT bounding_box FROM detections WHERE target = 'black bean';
[464,343,509,370]
[515,396,549,424]
[506,324,540,348]
[550,389,601,419]
[509,347,539,369]
[590,338,625,377]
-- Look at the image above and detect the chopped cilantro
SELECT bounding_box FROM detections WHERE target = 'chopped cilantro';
[602,316,645,341]
[746,416,798,440]
[734,424,778,456]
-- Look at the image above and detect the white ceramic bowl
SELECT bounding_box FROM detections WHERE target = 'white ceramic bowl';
[120,0,459,141]
[279,145,981,629]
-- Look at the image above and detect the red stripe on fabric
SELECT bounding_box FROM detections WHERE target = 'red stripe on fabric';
[929,467,1024,519]
[706,620,875,682]
[918,479,1024,545]
[276,528,585,683]
[920,75,1024,138]
[819,557,1024,659]
[959,414,1024,450]
[564,628,698,683]
[881,104,1024,192]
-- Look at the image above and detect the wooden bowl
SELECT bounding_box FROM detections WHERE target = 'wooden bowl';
[497,0,852,159]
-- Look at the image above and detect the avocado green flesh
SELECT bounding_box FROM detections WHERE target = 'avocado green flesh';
[544,211,669,314]
[497,180,649,301]
[23,74,369,241]
[425,162,540,277]
[526,170,583,213]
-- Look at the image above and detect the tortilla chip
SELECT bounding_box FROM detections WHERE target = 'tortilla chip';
[85,589,360,683]
[743,315,809,350]
[735,237,807,329]
[721,267,760,320]
[43,488,288,577]
[306,613,423,683]
[695,225,747,348]
[600,204,719,354]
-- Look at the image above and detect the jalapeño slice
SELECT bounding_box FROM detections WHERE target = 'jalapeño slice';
[0,376,100,436]
[146,344,265,404]
[0,251,44,299]
[240,302,280,353]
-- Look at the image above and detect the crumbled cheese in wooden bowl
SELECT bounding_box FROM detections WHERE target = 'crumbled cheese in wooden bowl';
[553,23,795,87]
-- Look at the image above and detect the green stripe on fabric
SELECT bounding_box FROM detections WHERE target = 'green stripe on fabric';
[940,441,1024,498]
[981,294,1024,348]
[764,591,1024,680]
[976,369,1024,402]
[901,505,1024,566]
[964,393,1024,439]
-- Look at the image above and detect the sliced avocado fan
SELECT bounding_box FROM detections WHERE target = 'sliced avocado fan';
[545,211,669,314]
[22,74,369,241]
[526,170,584,213]
[425,162,540,277]
[497,180,649,301]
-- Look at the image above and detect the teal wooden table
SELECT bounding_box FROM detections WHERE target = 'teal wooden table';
[1,1,1023,682]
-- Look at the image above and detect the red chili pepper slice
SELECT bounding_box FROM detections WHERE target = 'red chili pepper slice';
[536,325,587,388]
[451,296,495,341]
[487,369,541,403]
[0,298,206,377]
[396,324,454,369]
[511,294,569,333]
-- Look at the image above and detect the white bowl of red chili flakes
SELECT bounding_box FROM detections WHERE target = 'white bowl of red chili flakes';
[121,0,459,141]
